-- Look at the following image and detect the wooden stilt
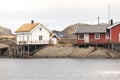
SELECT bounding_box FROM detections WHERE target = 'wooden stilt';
[0,49,1,56]
[17,46,19,57]
[35,45,37,52]
[20,45,22,57]
[27,45,30,58]
[111,43,113,50]
[23,45,25,57]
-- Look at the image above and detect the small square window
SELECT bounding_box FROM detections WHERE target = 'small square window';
[78,34,84,40]
[40,28,42,31]
[95,33,100,39]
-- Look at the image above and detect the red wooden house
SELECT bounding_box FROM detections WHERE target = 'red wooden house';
[107,22,120,43]
[75,22,120,45]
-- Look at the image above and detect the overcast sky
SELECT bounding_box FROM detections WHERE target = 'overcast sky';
[0,0,120,32]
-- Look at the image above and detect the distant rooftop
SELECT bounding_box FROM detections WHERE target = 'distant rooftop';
[75,25,109,33]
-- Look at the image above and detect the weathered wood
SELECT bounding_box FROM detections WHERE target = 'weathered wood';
[0,49,1,56]
[27,45,30,57]
[23,45,25,57]
[35,45,37,52]
[10,44,46,58]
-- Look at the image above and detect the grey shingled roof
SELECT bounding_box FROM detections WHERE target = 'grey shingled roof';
[75,25,108,33]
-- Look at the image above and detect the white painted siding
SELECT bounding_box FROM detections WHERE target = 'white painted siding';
[16,24,51,44]
[31,24,50,44]
[16,33,31,44]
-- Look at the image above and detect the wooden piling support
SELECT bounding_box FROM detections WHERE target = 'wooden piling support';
[0,49,1,56]
[35,45,37,52]
[23,45,25,57]
[111,43,113,50]
[20,45,22,57]
[27,45,30,58]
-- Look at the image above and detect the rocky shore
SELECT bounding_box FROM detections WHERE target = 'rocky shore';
[33,46,120,59]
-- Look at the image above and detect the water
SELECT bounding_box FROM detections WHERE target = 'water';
[0,58,120,80]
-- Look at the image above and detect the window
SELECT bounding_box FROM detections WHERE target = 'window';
[95,33,100,39]
[19,36,21,41]
[39,28,42,31]
[78,34,84,40]
[105,33,109,39]
[22,36,24,41]
[39,35,42,40]
[27,36,29,41]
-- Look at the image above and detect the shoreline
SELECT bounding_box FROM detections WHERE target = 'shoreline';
[0,45,120,59]
[32,46,120,59]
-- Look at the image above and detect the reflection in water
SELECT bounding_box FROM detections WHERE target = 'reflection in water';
[0,59,120,80]
[99,71,120,75]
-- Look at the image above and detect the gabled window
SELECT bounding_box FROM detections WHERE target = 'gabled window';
[105,33,109,39]
[39,28,42,31]
[78,34,84,40]
[95,33,100,39]
[39,35,42,40]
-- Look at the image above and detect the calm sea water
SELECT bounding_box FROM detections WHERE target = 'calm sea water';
[0,58,120,80]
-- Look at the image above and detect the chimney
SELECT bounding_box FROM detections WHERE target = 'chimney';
[31,20,34,24]
[110,19,113,25]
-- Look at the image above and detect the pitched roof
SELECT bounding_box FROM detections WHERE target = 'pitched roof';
[50,33,60,40]
[107,22,120,29]
[75,25,108,33]
[15,23,39,32]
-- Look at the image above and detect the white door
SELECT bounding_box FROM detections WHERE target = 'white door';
[84,34,89,43]
[51,38,57,44]
[119,33,120,43]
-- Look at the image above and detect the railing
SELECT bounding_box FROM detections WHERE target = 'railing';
[17,40,54,45]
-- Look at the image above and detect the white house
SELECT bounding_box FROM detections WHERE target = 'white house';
[15,21,60,45]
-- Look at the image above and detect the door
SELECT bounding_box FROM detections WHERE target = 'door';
[51,38,57,44]
[84,34,89,43]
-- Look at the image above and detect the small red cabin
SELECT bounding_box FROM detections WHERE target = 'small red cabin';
[75,22,120,45]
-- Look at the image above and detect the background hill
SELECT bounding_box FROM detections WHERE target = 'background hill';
[61,23,89,35]
[0,26,12,35]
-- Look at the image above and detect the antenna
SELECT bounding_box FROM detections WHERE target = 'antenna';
[108,4,111,24]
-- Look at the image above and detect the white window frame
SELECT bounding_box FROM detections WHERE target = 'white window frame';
[105,33,109,39]
[95,33,100,39]
[39,35,43,40]
[78,34,84,40]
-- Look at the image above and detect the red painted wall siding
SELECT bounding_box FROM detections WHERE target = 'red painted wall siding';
[89,33,109,44]
[111,24,120,43]
[77,33,110,44]
[77,34,84,44]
